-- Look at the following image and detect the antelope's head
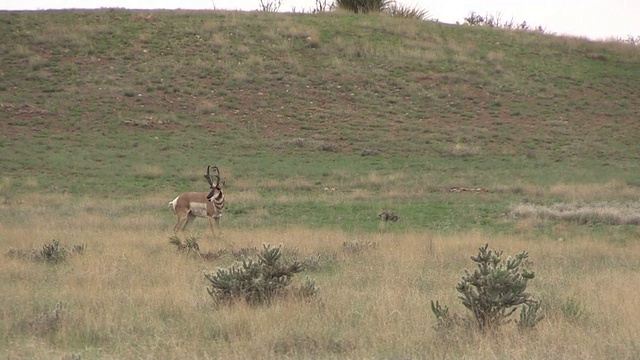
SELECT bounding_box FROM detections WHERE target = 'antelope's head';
[204,165,224,200]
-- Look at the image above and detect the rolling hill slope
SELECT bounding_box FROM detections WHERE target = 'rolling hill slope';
[1,10,639,203]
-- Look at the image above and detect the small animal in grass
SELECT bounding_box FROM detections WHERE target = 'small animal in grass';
[378,211,399,222]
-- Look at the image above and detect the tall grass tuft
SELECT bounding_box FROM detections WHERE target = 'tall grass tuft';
[386,2,431,20]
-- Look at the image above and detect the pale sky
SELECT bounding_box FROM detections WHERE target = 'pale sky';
[1,0,638,40]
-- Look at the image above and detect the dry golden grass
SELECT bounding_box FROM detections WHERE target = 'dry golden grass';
[548,180,640,201]
[510,200,640,225]
[485,50,506,62]
[498,180,640,201]
[1,196,640,359]
[133,164,165,178]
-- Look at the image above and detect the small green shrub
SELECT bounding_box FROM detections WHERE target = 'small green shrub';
[205,244,313,305]
[430,300,453,329]
[516,301,545,330]
[561,297,587,322]
[297,276,319,299]
[456,244,540,329]
[168,235,200,255]
[72,243,87,254]
[431,244,543,331]
[40,239,69,263]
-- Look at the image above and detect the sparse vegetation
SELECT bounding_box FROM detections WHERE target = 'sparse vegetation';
[5,239,86,263]
[463,11,546,32]
[625,35,640,45]
[258,0,282,12]
[310,0,334,13]
[2,220,640,358]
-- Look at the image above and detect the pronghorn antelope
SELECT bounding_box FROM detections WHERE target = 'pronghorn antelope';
[169,165,225,235]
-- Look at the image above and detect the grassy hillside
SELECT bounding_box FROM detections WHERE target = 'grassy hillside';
[2,9,640,233]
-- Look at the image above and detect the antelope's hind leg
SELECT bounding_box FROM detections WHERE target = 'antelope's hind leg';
[182,213,196,231]
[173,215,186,233]
[174,212,195,232]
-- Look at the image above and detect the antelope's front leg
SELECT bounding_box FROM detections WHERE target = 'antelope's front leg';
[208,216,216,235]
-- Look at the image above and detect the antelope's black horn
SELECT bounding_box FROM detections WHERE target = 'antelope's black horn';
[212,166,221,187]
[204,165,214,186]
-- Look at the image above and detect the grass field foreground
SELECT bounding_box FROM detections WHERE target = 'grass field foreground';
[1,198,640,359]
